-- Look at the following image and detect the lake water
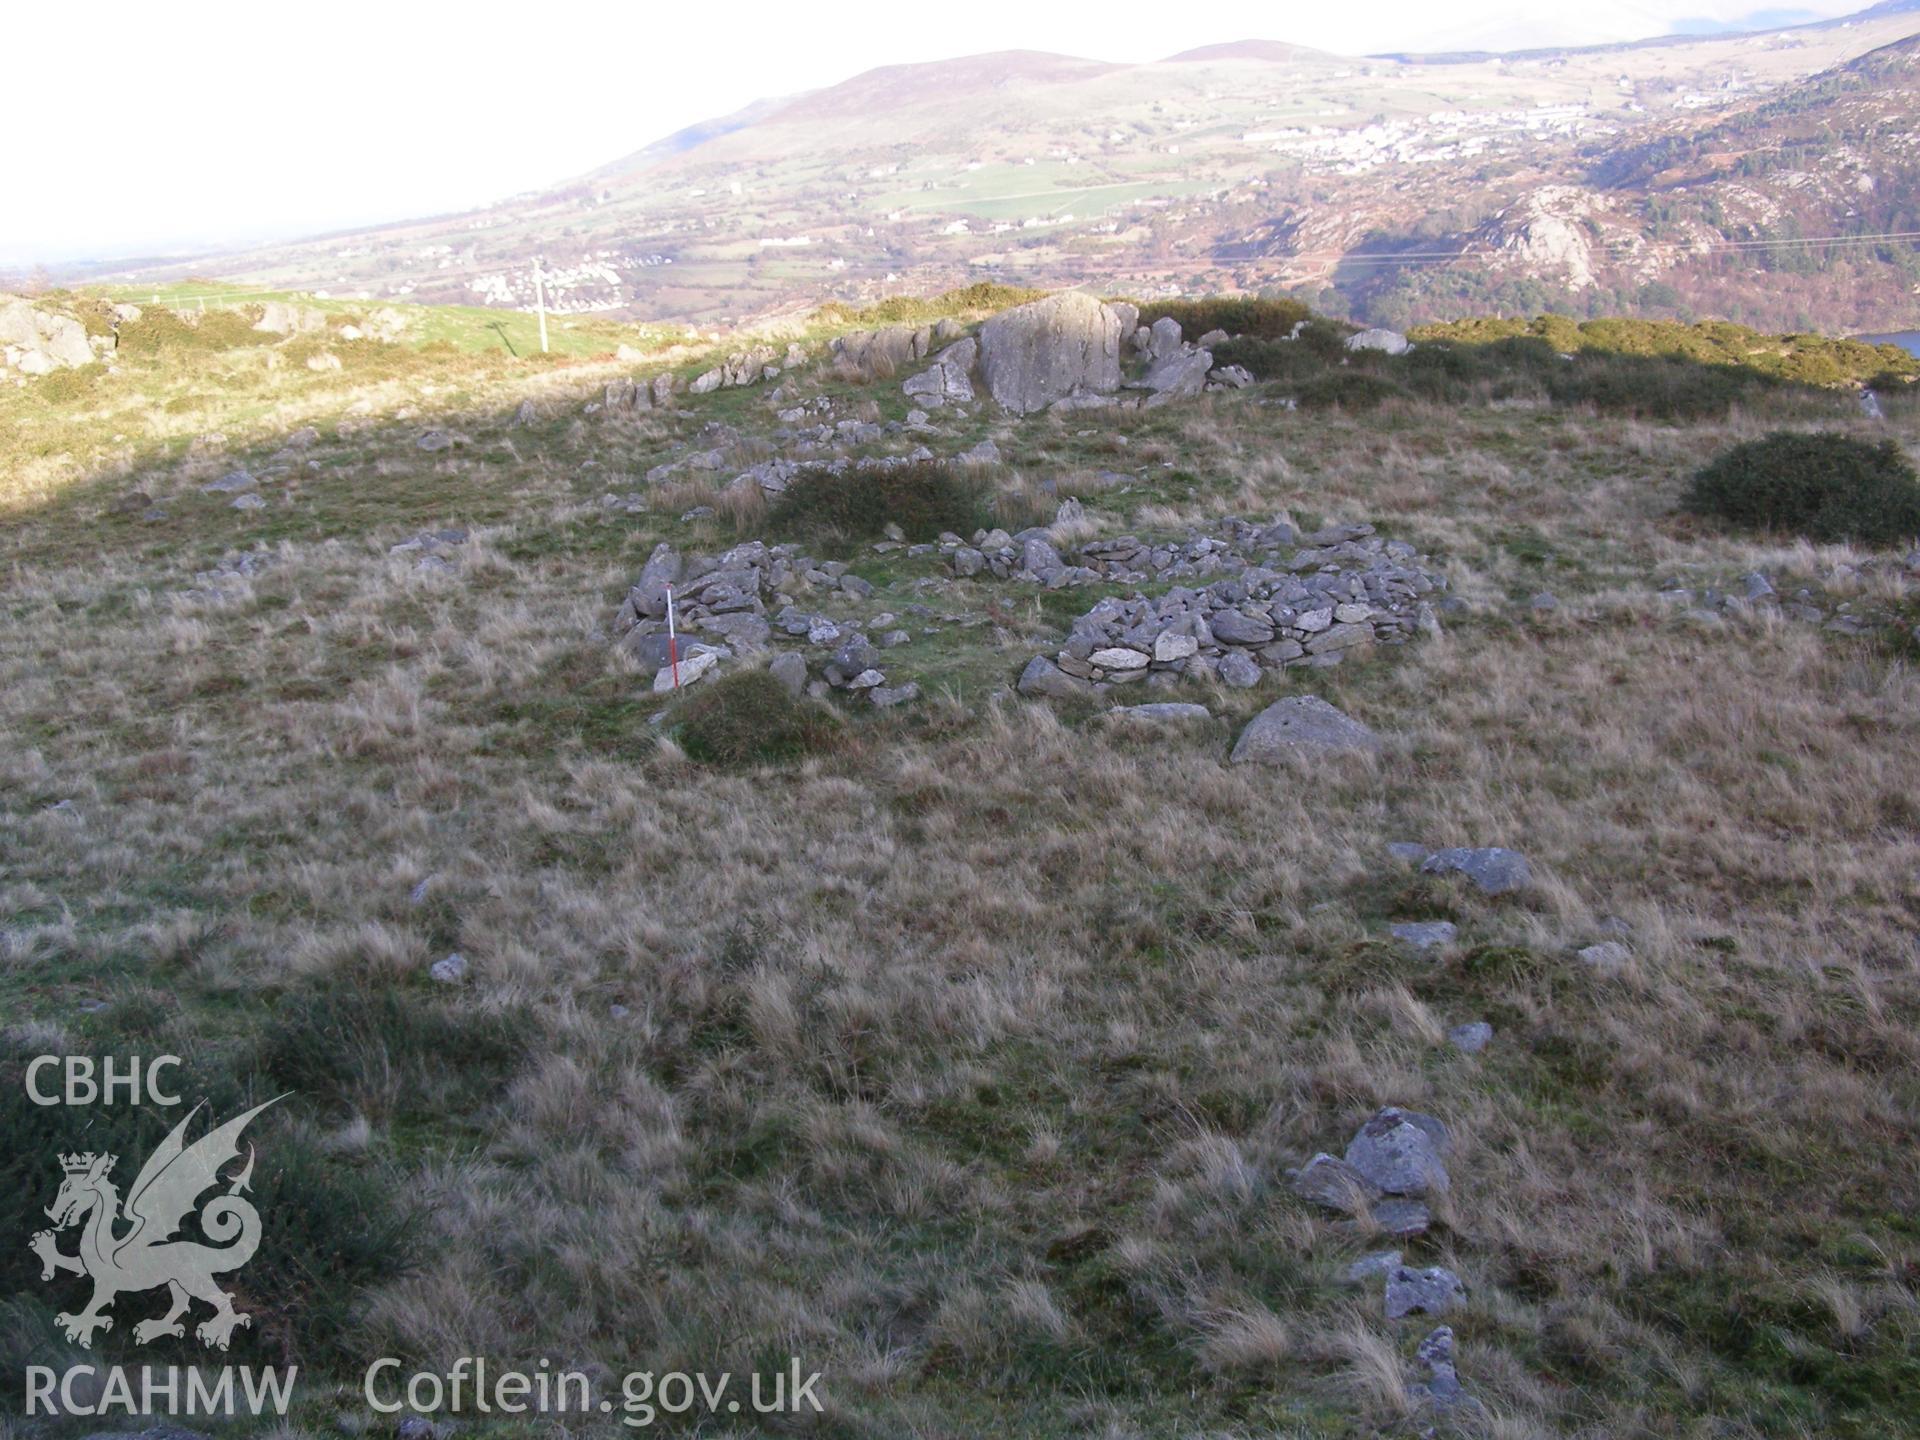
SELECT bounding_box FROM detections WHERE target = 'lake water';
[1858,331,1920,358]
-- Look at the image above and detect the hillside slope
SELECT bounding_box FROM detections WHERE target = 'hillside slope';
[98,8,1920,331]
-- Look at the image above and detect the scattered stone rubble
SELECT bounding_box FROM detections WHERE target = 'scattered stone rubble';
[1013,518,1445,696]
[611,539,919,707]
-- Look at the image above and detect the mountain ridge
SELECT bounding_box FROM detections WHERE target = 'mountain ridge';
[93,4,1920,334]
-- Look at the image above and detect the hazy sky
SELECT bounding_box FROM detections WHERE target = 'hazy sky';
[4,0,1867,265]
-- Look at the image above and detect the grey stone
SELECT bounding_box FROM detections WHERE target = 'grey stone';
[1217,650,1262,688]
[1290,1153,1382,1211]
[1578,940,1631,974]
[1421,847,1532,895]
[1230,696,1381,763]
[977,292,1125,415]
[952,546,986,577]
[1385,1265,1466,1320]
[1345,1107,1451,1196]
[840,574,875,599]
[430,953,469,984]
[1392,921,1456,952]
[230,494,267,511]
[1019,656,1092,700]
[768,651,808,697]
[1209,610,1275,646]
[1108,702,1212,724]
[416,430,453,452]
[203,469,256,494]
[1448,1022,1494,1054]
[1345,327,1411,356]
[1341,1250,1403,1284]
[1369,1198,1434,1238]
[870,682,920,708]
[958,438,1002,466]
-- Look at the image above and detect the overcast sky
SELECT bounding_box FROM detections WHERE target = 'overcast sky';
[4,0,1869,265]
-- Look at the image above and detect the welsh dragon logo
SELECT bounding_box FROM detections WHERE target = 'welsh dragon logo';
[29,1097,281,1350]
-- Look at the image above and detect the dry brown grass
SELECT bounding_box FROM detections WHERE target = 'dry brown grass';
[3,317,1919,1436]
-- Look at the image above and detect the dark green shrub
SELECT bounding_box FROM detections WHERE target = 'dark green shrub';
[1133,296,1318,342]
[767,461,990,550]
[671,670,844,767]
[1548,353,1780,420]
[1293,370,1411,411]
[1210,336,1327,384]
[1683,432,1920,544]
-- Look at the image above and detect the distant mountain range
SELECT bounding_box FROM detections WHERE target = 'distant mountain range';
[101,1,1920,334]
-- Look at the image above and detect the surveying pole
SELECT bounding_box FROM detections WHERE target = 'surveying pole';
[532,255,550,354]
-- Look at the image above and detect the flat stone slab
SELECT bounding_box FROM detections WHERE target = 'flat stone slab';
[1230,696,1382,764]
[1108,703,1213,724]
[1290,1153,1382,1211]
[1421,846,1532,895]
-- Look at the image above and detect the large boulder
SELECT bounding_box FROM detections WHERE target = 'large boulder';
[0,296,95,372]
[1229,696,1381,763]
[833,325,919,374]
[1345,327,1411,356]
[977,292,1124,415]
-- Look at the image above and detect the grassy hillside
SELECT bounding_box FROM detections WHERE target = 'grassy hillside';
[4,292,1920,1437]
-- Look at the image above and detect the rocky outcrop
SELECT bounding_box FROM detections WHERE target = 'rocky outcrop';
[977,292,1124,414]
[902,337,977,406]
[0,296,96,374]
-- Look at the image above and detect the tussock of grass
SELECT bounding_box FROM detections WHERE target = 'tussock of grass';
[669,670,845,766]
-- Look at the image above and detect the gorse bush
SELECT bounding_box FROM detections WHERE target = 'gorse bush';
[1683,432,1920,544]
[767,462,990,550]
[671,670,844,767]
[816,283,1044,329]
[115,306,262,356]
[1412,313,1917,387]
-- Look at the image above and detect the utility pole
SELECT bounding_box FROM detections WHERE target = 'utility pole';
[532,254,550,354]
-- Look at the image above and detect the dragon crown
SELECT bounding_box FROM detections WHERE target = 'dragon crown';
[59,1152,114,1174]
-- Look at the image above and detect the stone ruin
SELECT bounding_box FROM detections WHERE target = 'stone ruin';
[610,508,1446,709]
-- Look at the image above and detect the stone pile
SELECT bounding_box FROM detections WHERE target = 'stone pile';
[612,541,917,707]
[181,549,276,604]
[688,341,808,395]
[1008,519,1445,695]
[1290,1105,1453,1241]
